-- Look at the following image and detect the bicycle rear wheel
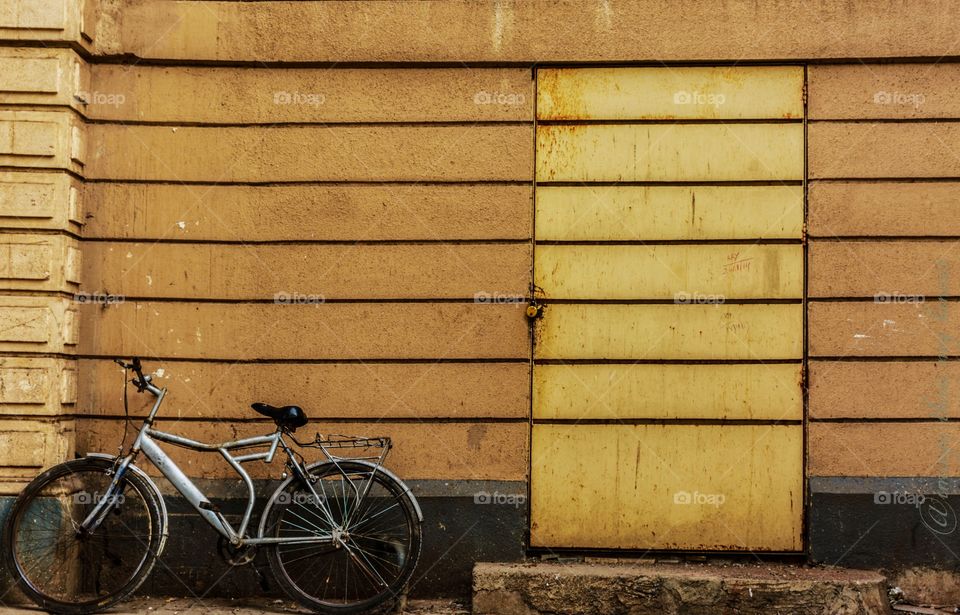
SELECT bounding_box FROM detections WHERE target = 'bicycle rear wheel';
[264,461,422,614]
[2,457,164,614]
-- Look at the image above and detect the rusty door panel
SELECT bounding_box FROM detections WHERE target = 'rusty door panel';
[535,244,803,300]
[536,124,803,182]
[530,424,803,550]
[531,65,804,551]
[533,363,803,421]
[538,66,804,121]
[536,303,803,360]
[536,185,803,241]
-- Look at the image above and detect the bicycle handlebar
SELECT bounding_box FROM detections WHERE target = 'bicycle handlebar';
[114,357,150,392]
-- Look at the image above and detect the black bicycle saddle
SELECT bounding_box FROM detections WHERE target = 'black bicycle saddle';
[251,403,308,430]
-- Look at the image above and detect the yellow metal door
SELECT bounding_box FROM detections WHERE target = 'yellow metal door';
[531,66,805,551]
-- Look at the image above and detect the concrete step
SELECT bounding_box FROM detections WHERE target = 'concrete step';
[473,561,891,615]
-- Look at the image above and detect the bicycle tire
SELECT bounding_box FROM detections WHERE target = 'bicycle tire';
[2,457,165,614]
[264,460,422,614]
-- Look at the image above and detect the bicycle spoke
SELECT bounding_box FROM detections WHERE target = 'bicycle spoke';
[291,496,335,528]
[341,539,389,589]
[268,463,419,610]
[8,463,158,609]
[349,501,401,532]
[353,534,407,550]
[347,542,402,574]
[280,508,329,534]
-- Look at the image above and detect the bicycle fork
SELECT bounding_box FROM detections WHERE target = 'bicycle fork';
[77,454,136,535]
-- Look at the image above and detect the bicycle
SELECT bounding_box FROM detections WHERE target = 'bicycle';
[2,358,423,614]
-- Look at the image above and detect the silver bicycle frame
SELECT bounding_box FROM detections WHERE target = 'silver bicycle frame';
[82,379,339,548]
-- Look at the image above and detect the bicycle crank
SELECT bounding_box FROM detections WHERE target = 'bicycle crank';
[217,535,257,566]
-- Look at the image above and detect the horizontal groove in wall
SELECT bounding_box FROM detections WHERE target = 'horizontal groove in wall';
[534,359,803,365]
[0,39,79,50]
[66,297,805,307]
[25,355,949,366]
[89,56,542,69]
[810,177,960,183]
[534,299,803,305]
[534,418,802,426]
[0,54,794,70]
[535,239,802,246]
[48,50,960,68]
[535,180,803,187]
[534,58,960,67]
[809,358,960,365]
[0,290,77,299]
[2,45,958,68]
[0,353,534,366]
[809,355,960,361]
[810,417,960,423]
[74,355,530,365]
[84,119,534,128]
[0,166,84,181]
[525,547,804,557]
[809,236,960,241]
[537,119,803,126]
[82,178,533,186]
[80,238,532,246]
[807,297,960,302]
[65,297,538,304]
[0,229,80,239]
[68,415,528,424]
[0,103,83,118]
[0,352,78,361]
[809,118,960,124]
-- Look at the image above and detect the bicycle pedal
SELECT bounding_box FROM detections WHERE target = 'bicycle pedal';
[253,566,271,592]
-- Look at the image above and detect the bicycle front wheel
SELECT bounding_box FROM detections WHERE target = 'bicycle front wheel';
[2,457,165,614]
[264,461,422,614]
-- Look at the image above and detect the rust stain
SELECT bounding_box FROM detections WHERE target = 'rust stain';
[537,69,588,120]
[466,424,487,450]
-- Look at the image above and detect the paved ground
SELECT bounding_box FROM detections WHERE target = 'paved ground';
[0,597,469,614]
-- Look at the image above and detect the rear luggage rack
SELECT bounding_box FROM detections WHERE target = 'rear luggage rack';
[290,433,392,464]
[313,435,391,450]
